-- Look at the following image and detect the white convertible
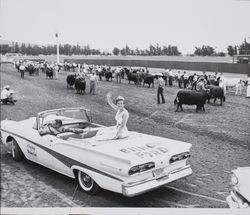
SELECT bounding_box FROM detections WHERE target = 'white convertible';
[0,107,192,197]
[226,167,250,208]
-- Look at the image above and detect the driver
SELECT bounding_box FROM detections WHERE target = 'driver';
[39,119,84,136]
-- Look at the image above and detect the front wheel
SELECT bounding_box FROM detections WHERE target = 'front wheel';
[11,138,24,161]
[77,171,100,195]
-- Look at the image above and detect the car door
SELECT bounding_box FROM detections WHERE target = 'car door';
[26,128,55,169]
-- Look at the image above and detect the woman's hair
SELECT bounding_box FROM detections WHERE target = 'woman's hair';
[115,95,125,104]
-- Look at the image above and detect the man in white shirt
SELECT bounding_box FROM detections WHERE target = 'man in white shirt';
[177,71,182,88]
[156,74,165,104]
[19,64,26,79]
[89,71,98,95]
[1,86,15,105]
[54,64,59,80]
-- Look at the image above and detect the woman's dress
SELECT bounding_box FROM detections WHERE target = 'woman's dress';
[93,109,129,141]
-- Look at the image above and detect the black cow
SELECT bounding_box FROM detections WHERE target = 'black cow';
[66,74,76,88]
[46,68,54,79]
[206,85,225,105]
[26,64,36,76]
[105,71,113,81]
[75,77,86,94]
[174,90,210,112]
[127,72,139,85]
[143,74,155,88]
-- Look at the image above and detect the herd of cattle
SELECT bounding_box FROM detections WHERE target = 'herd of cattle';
[13,61,247,113]
[64,64,230,112]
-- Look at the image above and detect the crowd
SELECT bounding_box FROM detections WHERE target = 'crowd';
[2,61,249,107]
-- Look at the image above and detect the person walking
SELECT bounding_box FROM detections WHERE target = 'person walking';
[89,71,98,95]
[19,64,26,79]
[54,64,59,80]
[156,74,165,104]
[192,73,198,90]
[177,71,182,88]
[168,69,173,86]
[246,74,250,98]
[219,72,226,95]
[183,71,189,88]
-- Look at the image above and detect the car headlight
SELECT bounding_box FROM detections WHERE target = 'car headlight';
[128,162,155,176]
[231,173,239,185]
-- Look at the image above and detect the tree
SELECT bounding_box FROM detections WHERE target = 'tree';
[14,42,20,53]
[20,43,27,54]
[0,44,11,54]
[194,45,215,56]
[238,38,250,55]
[112,47,120,55]
[227,45,235,56]
[234,46,238,55]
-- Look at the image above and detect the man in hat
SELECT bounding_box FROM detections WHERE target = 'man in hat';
[1,85,15,105]
[39,119,84,136]
[156,73,165,104]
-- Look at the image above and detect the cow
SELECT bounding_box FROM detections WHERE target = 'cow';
[206,85,225,105]
[66,74,76,88]
[74,77,86,94]
[45,67,54,79]
[127,72,139,85]
[26,64,36,76]
[143,74,155,88]
[104,70,113,81]
[174,90,210,112]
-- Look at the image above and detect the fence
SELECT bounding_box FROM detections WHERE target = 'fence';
[64,59,250,75]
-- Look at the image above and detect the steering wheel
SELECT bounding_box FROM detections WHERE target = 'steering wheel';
[80,121,91,129]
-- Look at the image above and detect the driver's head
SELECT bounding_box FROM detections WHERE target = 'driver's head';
[53,119,62,128]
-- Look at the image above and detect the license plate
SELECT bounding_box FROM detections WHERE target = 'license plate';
[153,168,169,179]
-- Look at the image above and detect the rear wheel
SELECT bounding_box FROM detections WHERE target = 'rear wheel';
[11,138,24,161]
[77,170,100,195]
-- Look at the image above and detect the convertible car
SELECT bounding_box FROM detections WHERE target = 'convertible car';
[226,167,250,208]
[0,107,192,197]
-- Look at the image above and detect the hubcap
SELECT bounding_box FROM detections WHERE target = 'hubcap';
[79,172,93,190]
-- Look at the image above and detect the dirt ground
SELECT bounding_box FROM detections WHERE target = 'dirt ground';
[1,63,249,207]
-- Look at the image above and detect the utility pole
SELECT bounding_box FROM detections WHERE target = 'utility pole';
[56,33,59,64]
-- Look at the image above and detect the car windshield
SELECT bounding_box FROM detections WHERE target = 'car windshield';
[38,108,91,128]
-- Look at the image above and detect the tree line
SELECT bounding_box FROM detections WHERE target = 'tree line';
[112,44,181,56]
[1,39,249,56]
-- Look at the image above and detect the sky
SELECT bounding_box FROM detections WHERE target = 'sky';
[0,0,250,54]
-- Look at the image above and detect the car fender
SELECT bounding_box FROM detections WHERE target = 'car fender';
[71,165,123,194]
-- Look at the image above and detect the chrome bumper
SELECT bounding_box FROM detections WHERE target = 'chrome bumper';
[122,165,192,197]
[226,191,250,209]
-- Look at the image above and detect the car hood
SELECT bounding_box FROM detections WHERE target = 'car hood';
[233,167,250,202]
[74,131,192,165]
